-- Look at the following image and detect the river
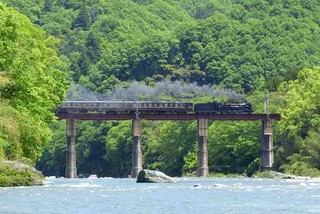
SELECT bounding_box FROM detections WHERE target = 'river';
[1,177,320,214]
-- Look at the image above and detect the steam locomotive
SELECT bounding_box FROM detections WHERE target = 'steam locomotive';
[194,102,252,114]
[58,101,253,114]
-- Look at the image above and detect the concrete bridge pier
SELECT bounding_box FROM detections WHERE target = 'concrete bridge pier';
[197,119,209,177]
[131,119,143,178]
[66,119,77,178]
[261,119,274,171]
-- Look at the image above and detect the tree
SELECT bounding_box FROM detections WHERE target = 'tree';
[0,4,66,162]
[208,121,261,174]
[144,121,197,176]
[279,67,320,138]
[72,6,91,30]
[277,67,320,175]
[104,121,132,177]
[43,0,53,12]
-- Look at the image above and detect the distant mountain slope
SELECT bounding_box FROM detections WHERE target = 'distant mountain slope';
[4,0,320,93]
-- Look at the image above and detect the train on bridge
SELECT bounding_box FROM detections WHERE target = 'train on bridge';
[57,101,253,114]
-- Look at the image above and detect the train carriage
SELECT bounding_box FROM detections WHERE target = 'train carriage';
[58,101,194,114]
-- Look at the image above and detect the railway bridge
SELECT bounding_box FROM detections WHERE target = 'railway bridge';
[56,101,281,178]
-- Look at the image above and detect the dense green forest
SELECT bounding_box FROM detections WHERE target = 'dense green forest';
[0,2,65,164]
[1,0,320,177]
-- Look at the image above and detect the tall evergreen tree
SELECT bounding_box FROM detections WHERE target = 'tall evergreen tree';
[72,6,91,30]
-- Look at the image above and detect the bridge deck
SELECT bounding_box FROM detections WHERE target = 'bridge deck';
[56,113,280,121]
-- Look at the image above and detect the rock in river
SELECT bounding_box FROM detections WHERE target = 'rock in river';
[136,169,175,183]
[0,161,44,187]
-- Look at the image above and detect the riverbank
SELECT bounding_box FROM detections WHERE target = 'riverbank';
[0,161,44,187]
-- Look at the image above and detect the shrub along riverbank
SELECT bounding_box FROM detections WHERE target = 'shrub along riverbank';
[0,161,44,187]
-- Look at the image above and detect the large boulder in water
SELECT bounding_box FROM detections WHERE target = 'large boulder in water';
[136,169,175,183]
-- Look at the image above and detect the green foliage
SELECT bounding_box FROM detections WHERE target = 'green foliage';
[0,161,44,186]
[43,0,53,12]
[246,158,261,177]
[281,159,320,177]
[6,0,320,93]
[0,102,21,160]
[208,121,261,174]
[2,0,42,23]
[76,121,110,176]
[0,3,66,163]
[253,171,278,179]
[72,6,91,30]
[36,121,67,177]
[279,67,320,137]
[104,121,132,177]
[144,121,197,176]
[279,129,320,177]
[182,143,197,176]
[275,67,320,174]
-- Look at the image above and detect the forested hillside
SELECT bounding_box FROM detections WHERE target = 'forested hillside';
[0,3,65,164]
[2,0,320,177]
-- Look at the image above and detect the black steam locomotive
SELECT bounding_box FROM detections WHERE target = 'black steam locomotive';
[58,101,253,114]
[194,101,252,114]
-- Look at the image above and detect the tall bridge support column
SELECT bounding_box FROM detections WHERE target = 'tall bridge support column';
[131,119,142,178]
[66,119,77,178]
[197,119,209,177]
[261,119,274,171]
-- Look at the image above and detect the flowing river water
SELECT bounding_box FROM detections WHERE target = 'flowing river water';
[1,177,320,214]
